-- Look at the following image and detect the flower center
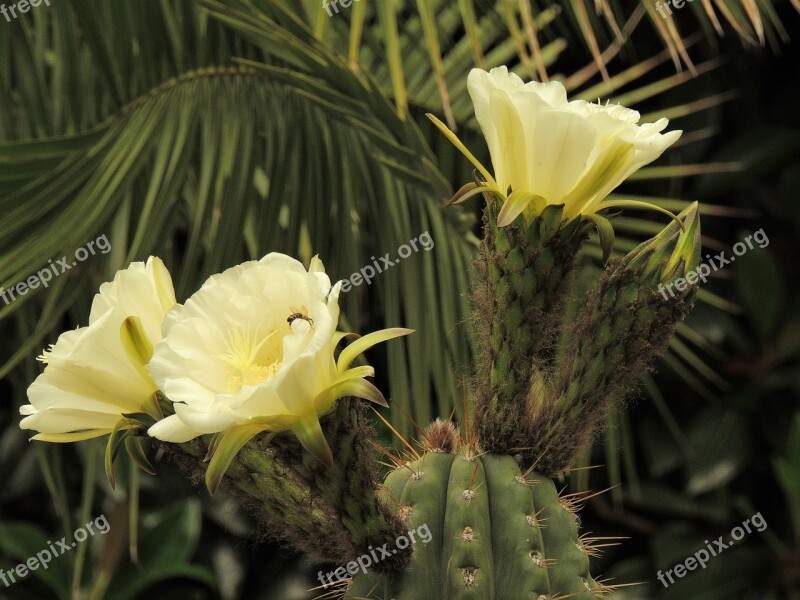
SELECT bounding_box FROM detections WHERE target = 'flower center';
[216,327,282,393]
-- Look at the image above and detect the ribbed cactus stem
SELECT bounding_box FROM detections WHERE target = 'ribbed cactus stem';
[346,443,604,598]
[157,401,410,572]
[530,203,702,473]
[473,201,589,456]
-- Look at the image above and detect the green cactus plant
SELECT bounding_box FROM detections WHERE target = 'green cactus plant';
[345,422,611,600]
[137,199,698,600]
[340,199,700,599]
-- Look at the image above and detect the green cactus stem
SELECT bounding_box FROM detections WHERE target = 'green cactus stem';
[155,399,410,573]
[472,200,591,457]
[346,430,613,599]
[473,201,701,474]
[530,202,702,473]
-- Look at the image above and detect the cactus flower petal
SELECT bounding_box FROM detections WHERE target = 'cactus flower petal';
[20,257,176,441]
[432,66,682,225]
[147,253,409,478]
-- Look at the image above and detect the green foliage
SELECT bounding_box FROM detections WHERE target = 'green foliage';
[600,194,800,598]
[0,0,780,444]
[0,499,215,600]
[104,500,216,600]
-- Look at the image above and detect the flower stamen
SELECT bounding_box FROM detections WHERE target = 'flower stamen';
[217,328,282,391]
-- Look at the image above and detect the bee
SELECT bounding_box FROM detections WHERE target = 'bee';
[287,305,313,328]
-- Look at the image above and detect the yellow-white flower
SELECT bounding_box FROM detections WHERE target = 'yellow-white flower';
[20,257,176,442]
[429,66,682,225]
[146,253,410,492]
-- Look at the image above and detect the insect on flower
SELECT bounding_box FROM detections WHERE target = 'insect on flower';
[287,305,313,328]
